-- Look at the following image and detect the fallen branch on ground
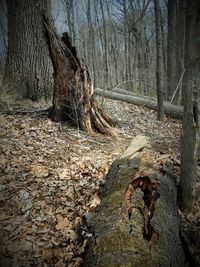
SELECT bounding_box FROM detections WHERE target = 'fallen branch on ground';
[82,135,186,267]
[95,88,183,119]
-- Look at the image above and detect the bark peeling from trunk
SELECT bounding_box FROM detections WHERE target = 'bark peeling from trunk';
[43,15,114,136]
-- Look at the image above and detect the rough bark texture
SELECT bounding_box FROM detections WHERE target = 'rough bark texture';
[154,0,164,120]
[174,0,186,104]
[83,136,186,267]
[100,0,109,87]
[167,0,177,100]
[178,0,200,212]
[43,16,114,136]
[3,0,54,100]
[95,88,183,119]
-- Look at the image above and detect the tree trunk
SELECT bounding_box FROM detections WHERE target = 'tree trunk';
[95,88,183,119]
[66,0,75,45]
[83,136,186,267]
[86,0,97,88]
[167,0,177,100]
[123,0,129,90]
[174,0,186,104]
[154,0,164,120]
[161,14,167,100]
[43,16,114,136]
[105,0,118,87]
[178,0,200,213]
[3,0,54,101]
[100,0,109,87]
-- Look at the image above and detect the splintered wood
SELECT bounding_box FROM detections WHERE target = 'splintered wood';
[43,15,114,136]
[125,174,160,245]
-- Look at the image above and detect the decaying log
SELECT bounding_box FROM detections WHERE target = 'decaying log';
[107,87,157,100]
[83,135,186,267]
[95,88,183,119]
[43,16,114,135]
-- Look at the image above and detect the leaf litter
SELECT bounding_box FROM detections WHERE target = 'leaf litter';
[0,97,199,266]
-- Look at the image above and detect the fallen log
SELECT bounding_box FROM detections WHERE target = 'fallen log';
[107,87,156,101]
[83,136,186,267]
[95,88,183,119]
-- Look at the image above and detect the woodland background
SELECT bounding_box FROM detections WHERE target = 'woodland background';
[0,0,184,102]
[0,0,200,266]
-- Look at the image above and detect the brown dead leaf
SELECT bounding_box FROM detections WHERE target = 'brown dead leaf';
[29,164,49,178]
[89,194,101,209]
[55,214,71,230]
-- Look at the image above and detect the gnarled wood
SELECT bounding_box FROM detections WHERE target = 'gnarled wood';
[83,136,186,267]
[43,16,114,135]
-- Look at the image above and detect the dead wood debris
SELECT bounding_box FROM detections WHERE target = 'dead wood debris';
[125,172,160,245]
[0,97,199,266]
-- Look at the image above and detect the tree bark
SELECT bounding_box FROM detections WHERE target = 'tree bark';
[174,0,186,104]
[123,0,129,90]
[167,0,177,100]
[3,0,54,101]
[43,16,114,136]
[86,0,97,88]
[100,0,109,87]
[65,0,75,45]
[105,0,118,87]
[83,136,186,267]
[178,0,200,213]
[154,0,164,120]
[95,88,183,119]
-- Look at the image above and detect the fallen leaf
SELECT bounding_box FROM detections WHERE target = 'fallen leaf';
[89,194,101,209]
[29,165,49,178]
[55,214,71,230]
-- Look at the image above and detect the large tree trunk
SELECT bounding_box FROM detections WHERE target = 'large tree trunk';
[43,16,114,136]
[178,0,200,213]
[83,136,186,267]
[95,88,183,119]
[3,0,54,101]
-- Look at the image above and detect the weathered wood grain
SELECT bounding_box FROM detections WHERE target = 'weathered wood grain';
[83,136,186,267]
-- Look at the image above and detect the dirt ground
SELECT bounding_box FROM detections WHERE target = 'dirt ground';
[0,96,199,266]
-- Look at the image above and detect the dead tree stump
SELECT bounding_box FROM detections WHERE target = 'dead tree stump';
[83,136,186,267]
[43,16,114,135]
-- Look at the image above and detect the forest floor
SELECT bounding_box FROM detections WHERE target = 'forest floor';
[0,96,199,267]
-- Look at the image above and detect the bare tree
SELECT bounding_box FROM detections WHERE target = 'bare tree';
[167,0,176,100]
[123,0,129,88]
[64,0,165,97]
[86,0,97,87]
[100,0,109,87]
[178,0,200,213]
[174,0,186,104]
[154,0,164,120]
[64,0,75,45]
